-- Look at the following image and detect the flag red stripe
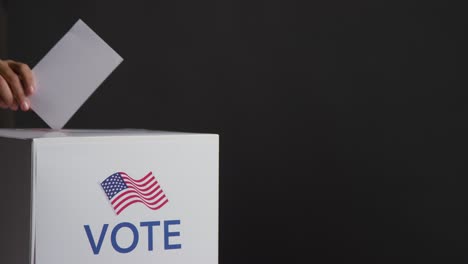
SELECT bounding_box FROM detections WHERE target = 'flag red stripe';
[116,196,169,215]
[120,172,156,185]
[123,175,155,188]
[120,171,152,183]
[124,175,159,195]
[113,189,164,209]
[127,185,161,198]
[124,178,157,193]
[111,185,161,205]
[114,190,165,210]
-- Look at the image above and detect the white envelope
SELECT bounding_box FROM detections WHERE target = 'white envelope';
[30,19,123,129]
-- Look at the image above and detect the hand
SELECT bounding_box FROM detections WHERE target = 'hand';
[0,59,35,111]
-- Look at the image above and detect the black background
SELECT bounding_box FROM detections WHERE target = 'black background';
[5,1,468,263]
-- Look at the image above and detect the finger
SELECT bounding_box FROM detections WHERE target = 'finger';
[0,74,14,107]
[0,61,29,111]
[9,103,18,111]
[8,60,35,95]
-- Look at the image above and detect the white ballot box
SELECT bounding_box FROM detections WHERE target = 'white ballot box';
[0,129,218,264]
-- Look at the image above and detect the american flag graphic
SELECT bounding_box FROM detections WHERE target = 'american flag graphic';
[101,171,169,215]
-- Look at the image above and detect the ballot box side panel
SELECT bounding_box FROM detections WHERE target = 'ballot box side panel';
[0,138,32,264]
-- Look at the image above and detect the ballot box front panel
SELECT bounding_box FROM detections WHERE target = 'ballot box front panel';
[33,135,218,264]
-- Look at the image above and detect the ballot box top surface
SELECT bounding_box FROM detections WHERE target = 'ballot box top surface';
[0,128,208,140]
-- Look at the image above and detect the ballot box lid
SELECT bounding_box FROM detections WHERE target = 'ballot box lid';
[0,128,205,140]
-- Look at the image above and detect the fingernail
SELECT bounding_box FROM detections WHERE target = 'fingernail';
[21,101,29,111]
[30,85,35,93]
